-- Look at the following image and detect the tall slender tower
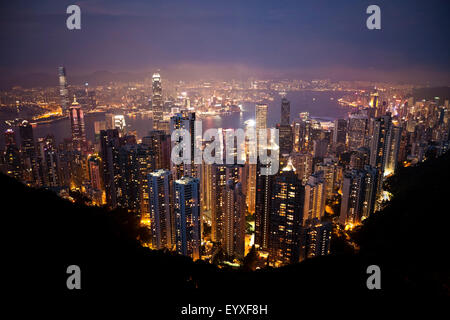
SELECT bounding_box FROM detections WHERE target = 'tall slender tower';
[152,72,163,128]
[281,97,290,126]
[58,67,69,113]
[255,103,268,131]
[174,176,201,260]
[19,121,38,185]
[268,160,304,266]
[69,96,86,152]
[148,169,174,250]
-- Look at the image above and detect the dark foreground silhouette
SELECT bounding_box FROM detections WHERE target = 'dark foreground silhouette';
[1,152,449,313]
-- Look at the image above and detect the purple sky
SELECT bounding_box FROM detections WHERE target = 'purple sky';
[0,0,449,84]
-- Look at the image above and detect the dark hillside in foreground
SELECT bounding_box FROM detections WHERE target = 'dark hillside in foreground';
[1,152,449,311]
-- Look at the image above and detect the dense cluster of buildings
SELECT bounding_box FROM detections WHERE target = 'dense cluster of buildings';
[1,68,449,268]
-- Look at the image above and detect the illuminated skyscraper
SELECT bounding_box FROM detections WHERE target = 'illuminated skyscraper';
[348,111,369,151]
[152,72,164,128]
[148,169,174,250]
[255,103,268,131]
[69,96,86,152]
[339,165,378,226]
[170,112,199,179]
[255,161,274,251]
[58,66,69,113]
[268,160,304,266]
[142,130,171,170]
[3,129,22,181]
[303,172,326,224]
[19,121,38,185]
[301,219,332,260]
[333,119,347,147]
[36,135,59,188]
[281,97,290,126]
[223,180,246,258]
[174,176,201,260]
[100,129,121,208]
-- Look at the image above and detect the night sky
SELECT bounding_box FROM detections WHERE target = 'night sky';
[0,0,449,83]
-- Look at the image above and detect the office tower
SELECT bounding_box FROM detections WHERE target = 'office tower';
[36,135,59,188]
[116,144,142,213]
[246,163,257,214]
[100,129,121,208]
[301,219,332,260]
[348,111,368,151]
[268,160,304,266]
[254,161,274,251]
[142,130,171,170]
[278,123,293,155]
[297,119,313,152]
[255,103,268,130]
[135,144,154,217]
[384,125,402,176]
[69,96,86,152]
[281,97,290,126]
[303,172,325,224]
[223,181,246,258]
[174,176,201,260]
[88,155,102,191]
[152,72,164,128]
[148,169,174,250]
[290,152,313,184]
[369,114,392,204]
[170,112,199,179]
[370,114,392,171]
[333,119,347,147]
[87,155,103,205]
[58,66,69,113]
[210,164,244,243]
[19,121,38,185]
[339,165,378,226]
[3,129,22,181]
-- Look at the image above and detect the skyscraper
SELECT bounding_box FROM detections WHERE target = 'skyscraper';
[268,160,304,266]
[333,119,347,147]
[100,129,121,208]
[303,172,326,224]
[339,165,378,226]
[255,161,274,251]
[223,180,246,258]
[170,112,199,179]
[148,169,174,250]
[152,72,163,129]
[19,121,38,185]
[58,66,69,113]
[69,96,86,152]
[174,176,201,260]
[255,103,268,131]
[348,111,369,151]
[281,97,290,126]
[3,129,22,181]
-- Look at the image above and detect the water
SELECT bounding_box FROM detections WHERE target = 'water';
[1,90,348,147]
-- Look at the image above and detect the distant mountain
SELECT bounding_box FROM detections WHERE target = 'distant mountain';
[0,71,151,89]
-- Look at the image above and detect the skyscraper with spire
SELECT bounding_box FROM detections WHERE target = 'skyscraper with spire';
[58,67,69,113]
[69,96,87,152]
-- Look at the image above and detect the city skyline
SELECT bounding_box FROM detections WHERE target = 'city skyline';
[0,0,449,309]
